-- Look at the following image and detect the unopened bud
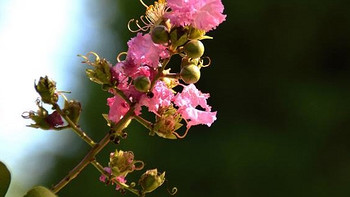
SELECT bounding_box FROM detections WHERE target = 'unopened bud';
[35,76,58,104]
[184,40,205,58]
[139,169,165,194]
[62,100,82,125]
[23,106,63,130]
[134,76,151,92]
[151,25,169,44]
[180,64,201,84]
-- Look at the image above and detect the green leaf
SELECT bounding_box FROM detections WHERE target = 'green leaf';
[24,186,57,197]
[0,161,11,197]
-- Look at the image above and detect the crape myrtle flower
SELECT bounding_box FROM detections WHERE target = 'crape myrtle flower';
[165,0,226,32]
[173,84,217,128]
[127,33,169,68]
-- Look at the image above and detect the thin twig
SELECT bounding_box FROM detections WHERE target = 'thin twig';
[91,160,140,196]
[51,106,135,193]
[53,103,96,147]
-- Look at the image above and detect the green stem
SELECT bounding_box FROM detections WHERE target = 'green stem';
[52,125,70,131]
[149,58,171,91]
[91,160,140,196]
[134,115,153,131]
[161,73,180,79]
[53,103,96,147]
[51,106,135,194]
[114,88,132,105]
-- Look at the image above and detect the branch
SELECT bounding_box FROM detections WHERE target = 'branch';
[51,106,135,193]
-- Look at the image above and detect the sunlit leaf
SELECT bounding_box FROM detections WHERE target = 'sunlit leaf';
[0,161,11,197]
[23,186,57,197]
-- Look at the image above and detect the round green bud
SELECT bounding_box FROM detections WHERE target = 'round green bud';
[151,25,169,44]
[180,64,201,84]
[134,76,151,92]
[184,40,205,58]
[24,186,57,197]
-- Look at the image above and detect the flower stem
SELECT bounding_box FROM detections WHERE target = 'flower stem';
[134,115,153,131]
[91,160,141,196]
[161,73,180,79]
[53,103,96,147]
[150,57,171,91]
[51,106,135,194]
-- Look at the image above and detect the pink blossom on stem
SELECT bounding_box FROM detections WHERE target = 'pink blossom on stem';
[99,167,126,191]
[173,84,217,127]
[166,0,226,32]
[99,167,112,183]
[127,33,169,68]
[115,176,127,190]
[137,81,174,113]
[107,96,130,123]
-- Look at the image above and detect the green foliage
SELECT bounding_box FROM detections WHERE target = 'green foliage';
[24,186,57,197]
[0,161,11,197]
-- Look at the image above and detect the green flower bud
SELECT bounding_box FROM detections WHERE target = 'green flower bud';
[180,64,201,84]
[139,169,165,194]
[151,25,169,44]
[35,76,58,104]
[109,150,136,177]
[63,100,82,125]
[153,105,182,139]
[134,76,151,92]
[184,40,205,58]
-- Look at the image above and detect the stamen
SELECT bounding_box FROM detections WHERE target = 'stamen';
[200,56,211,68]
[117,52,127,62]
[139,0,149,8]
[128,19,148,32]
[134,160,145,170]
[172,126,190,139]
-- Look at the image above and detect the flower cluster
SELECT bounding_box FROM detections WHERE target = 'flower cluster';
[23,0,225,196]
[99,0,225,139]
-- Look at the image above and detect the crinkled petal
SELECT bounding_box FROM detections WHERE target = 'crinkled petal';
[127,33,169,68]
[107,96,130,123]
[174,84,217,127]
[166,0,226,31]
[138,81,174,113]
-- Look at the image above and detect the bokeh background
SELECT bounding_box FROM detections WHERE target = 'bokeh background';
[1,0,350,196]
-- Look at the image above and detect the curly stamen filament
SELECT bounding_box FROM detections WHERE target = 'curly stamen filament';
[135,20,149,32]
[168,187,178,195]
[172,127,190,139]
[139,0,149,8]
[200,56,212,68]
[134,160,145,170]
[128,19,148,33]
[117,52,128,62]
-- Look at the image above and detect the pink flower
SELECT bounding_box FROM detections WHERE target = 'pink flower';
[99,167,126,191]
[166,0,226,32]
[137,81,174,113]
[173,84,217,127]
[115,176,127,190]
[107,96,130,123]
[127,33,169,68]
[99,167,112,183]
[46,111,64,128]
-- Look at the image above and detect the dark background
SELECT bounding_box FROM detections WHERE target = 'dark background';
[41,0,350,196]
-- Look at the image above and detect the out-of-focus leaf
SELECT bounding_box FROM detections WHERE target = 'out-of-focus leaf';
[23,186,57,197]
[0,161,11,197]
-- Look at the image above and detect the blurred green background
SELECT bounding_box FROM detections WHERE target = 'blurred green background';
[9,0,350,196]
